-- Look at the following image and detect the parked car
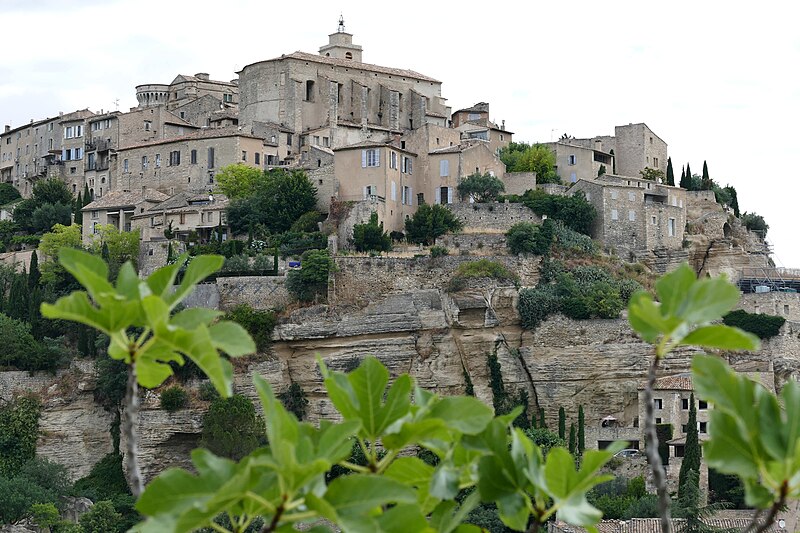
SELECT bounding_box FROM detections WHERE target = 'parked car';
[614,448,642,458]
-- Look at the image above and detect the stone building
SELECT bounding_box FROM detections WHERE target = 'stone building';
[569,123,668,179]
[542,140,613,184]
[451,102,512,156]
[80,188,169,243]
[135,73,238,115]
[131,191,229,244]
[569,174,686,259]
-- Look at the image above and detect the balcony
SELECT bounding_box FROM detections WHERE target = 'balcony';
[86,139,112,152]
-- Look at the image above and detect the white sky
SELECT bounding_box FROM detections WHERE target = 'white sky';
[2,0,798,266]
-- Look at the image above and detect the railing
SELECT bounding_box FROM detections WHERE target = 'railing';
[86,139,112,152]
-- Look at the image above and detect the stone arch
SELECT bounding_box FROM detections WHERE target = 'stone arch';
[723,222,732,238]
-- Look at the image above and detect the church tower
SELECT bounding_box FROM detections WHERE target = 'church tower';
[319,15,363,62]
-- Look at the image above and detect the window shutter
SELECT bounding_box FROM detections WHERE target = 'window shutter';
[363,186,368,199]
[447,187,453,204]
[409,187,413,206]
[391,181,397,201]
[62,149,67,160]
[440,160,448,177]
[435,188,441,204]
[376,149,380,167]
[361,150,367,168]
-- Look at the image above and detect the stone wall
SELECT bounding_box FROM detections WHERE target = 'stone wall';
[306,162,335,214]
[217,275,290,311]
[437,233,507,254]
[447,202,540,232]
[739,292,800,322]
[537,183,569,196]
[337,199,376,249]
[502,172,536,196]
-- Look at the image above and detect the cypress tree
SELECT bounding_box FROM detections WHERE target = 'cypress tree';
[578,405,585,455]
[74,192,83,223]
[701,161,711,190]
[101,241,110,263]
[726,186,740,217]
[7,272,28,321]
[28,250,40,289]
[568,423,576,454]
[166,242,174,264]
[558,406,566,439]
[77,326,90,356]
[678,393,701,499]
[666,157,675,186]
[83,183,92,203]
[538,408,546,429]
[609,149,616,174]
[28,285,42,338]
[685,163,693,190]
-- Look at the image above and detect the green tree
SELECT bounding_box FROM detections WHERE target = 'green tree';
[701,161,711,191]
[678,393,701,500]
[568,423,576,454]
[29,502,60,532]
[13,179,74,233]
[79,500,123,533]
[404,203,463,245]
[506,220,553,256]
[74,191,83,223]
[28,250,40,288]
[521,189,595,235]
[0,397,42,477]
[83,183,92,204]
[597,164,606,177]
[685,163,693,188]
[539,407,547,429]
[578,405,585,455]
[519,144,560,183]
[741,212,769,235]
[200,394,263,461]
[285,248,333,302]
[523,427,567,456]
[725,186,740,217]
[0,183,21,205]
[457,172,506,202]
[38,223,83,285]
[31,202,73,233]
[0,313,59,371]
[673,470,735,533]
[279,382,309,421]
[680,166,689,189]
[226,169,317,235]
[214,163,264,200]
[89,224,141,275]
[225,304,276,353]
[558,406,566,439]
[666,158,675,186]
[640,167,665,182]
[352,212,391,252]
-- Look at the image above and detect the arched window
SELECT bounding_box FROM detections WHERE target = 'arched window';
[345,52,353,60]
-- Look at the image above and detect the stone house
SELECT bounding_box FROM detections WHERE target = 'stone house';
[80,188,169,243]
[542,140,613,184]
[569,174,686,259]
[135,73,238,113]
[569,123,668,179]
[131,191,229,244]
[451,102,513,156]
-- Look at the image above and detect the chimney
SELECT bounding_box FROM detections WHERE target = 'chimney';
[501,120,505,131]
[3,125,9,134]
[195,73,210,81]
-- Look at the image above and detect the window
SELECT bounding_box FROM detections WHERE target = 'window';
[611,209,618,221]
[417,193,425,205]
[651,215,657,225]
[650,136,653,145]
[169,150,181,166]
[91,210,98,219]
[155,153,161,168]
[305,80,315,102]
[180,213,186,224]
[654,398,663,409]
[87,153,96,170]
[402,186,413,206]
[92,122,101,132]
[698,400,708,410]
[629,210,636,221]
[402,156,413,174]
[500,134,504,141]
[610,190,618,200]
[142,156,148,170]
[668,218,676,237]
[655,418,662,424]
[570,172,577,183]
[675,444,685,457]
[48,138,53,150]
[568,154,576,165]
[468,113,480,121]
[242,151,247,161]
[255,153,260,165]
[440,159,449,177]
[323,137,330,147]
[629,192,636,201]
[681,424,688,433]
[362,149,380,167]
[390,151,397,170]
[363,185,377,199]
[191,149,197,164]
[653,157,659,168]
[47,123,53,132]
[144,121,151,131]
[436,186,452,205]
[180,111,185,119]
[70,167,76,174]
[785,304,790,315]
[699,422,707,433]
[286,133,293,147]
[208,147,215,168]
[313,136,320,146]
[682,398,689,410]
[223,94,233,103]
[207,212,213,223]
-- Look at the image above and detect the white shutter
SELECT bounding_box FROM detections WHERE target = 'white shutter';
[409,187,413,206]
[363,186,368,199]
[447,187,453,204]
[440,160,448,177]
[62,149,67,160]
[435,188,441,204]
[375,149,380,167]
[391,181,397,201]
[361,150,367,168]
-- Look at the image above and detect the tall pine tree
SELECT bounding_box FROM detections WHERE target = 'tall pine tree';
[666,157,675,186]
[558,406,566,439]
[83,183,93,203]
[74,192,83,224]
[578,405,585,455]
[568,423,576,454]
[685,163,693,190]
[678,393,701,499]
[701,161,711,190]
[680,166,689,189]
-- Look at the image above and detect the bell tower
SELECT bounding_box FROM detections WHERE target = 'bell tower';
[319,15,363,62]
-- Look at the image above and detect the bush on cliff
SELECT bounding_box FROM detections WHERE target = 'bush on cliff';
[285,249,333,302]
[200,395,264,461]
[722,309,785,339]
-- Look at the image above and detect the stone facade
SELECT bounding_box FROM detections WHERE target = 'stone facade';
[569,123,667,179]
[446,202,540,232]
[739,292,800,322]
[543,141,613,184]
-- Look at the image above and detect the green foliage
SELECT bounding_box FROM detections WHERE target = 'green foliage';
[404,204,463,245]
[656,424,672,466]
[352,212,391,252]
[29,502,60,529]
[453,259,517,283]
[222,254,250,272]
[74,453,130,501]
[0,397,42,477]
[708,468,745,508]
[160,385,189,412]
[41,249,255,396]
[0,313,63,371]
[0,458,70,524]
[666,158,675,186]
[568,423,576,454]
[430,245,449,258]
[80,500,123,533]
[89,225,141,276]
[135,356,621,532]
[224,304,276,353]
[457,172,506,202]
[279,382,309,421]
[578,405,585,455]
[198,381,220,402]
[214,164,264,200]
[94,356,127,411]
[276,231,326,258]
[487,351,529,429]
[38,223,83,286]
[31,202,73,233]
[505,220,553,256]
[13,179,74,233]
[290,210,324,233]
[588,476,656,520]
[285,248,333,302]
[200,395,264,461]
[701,161,712,191]
[678,394,701,500]
[598,165,606,177]
[639,167,665,182]
[521,189,596,235]
[0,220,17,252]
[226,169,318,235]
[740,212,769,235]
[499,143,560,183]
[523,427,566,456]
[558,407,566,439]
[0,183,21,205]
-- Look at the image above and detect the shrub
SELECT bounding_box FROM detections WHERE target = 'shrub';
[518,285,560,330]
[225,304,276,353]
[404,204,463,245]
[454,259,516,282]
[456,172,505,202]
[200,395,264,461]
[252,253,276,272]
[0,397,42,478]
[285,249,333,302]
[429,245,449,258]
[551,220,596,254]
[290,210,324,233]
[223,254,250,272]
[740,211,768,235]
[73,453,130,501]
[276,231,326,258]
[352,212,391,252]
[0,458,71,524]
[160,386,189,412]
[79,499,123,533]
[722,309,785,339]
[523,428,567,456]
[521,189,596,235]
[0,313,62,372]
[279,382,309,420]
[506,221,553,256]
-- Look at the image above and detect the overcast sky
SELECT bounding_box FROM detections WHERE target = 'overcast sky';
[2,0,798,267]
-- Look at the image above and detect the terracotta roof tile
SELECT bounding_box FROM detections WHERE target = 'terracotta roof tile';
[82,188,169,211]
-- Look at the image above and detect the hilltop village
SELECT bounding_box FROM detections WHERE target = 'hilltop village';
[0,19,797,533]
